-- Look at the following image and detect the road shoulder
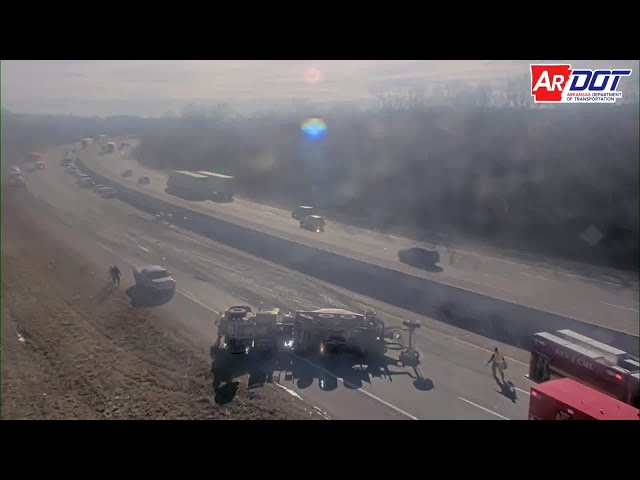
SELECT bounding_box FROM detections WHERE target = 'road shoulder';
[1,189,323,420]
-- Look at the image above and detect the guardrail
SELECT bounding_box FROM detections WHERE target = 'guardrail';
[76,157,640,356]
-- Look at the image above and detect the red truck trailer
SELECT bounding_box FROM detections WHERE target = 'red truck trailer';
[529,378,639,420]
[528,329,639,408]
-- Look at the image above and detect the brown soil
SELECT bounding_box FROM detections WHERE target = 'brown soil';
[1,189,322,420]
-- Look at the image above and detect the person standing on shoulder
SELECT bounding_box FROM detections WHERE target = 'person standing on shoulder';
[109,265,121,286]
[487,347,507,383]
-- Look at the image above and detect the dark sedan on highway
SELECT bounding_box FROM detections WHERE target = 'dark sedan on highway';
[398,247,441,269]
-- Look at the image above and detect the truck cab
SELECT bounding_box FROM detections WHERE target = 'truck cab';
[529,378,639,420]
[292,205,317,220]
[300,215,325,232]
[529,329,640,407]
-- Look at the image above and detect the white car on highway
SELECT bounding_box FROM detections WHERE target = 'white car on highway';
[133,266,176,294]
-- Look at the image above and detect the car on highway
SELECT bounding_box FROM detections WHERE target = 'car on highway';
[138,175,151,185]
[36,160,46,170]
[121,169,133,178]
[398,247,441,269]
[300,215,325,233]
[133,266,176,294]
[100,187,117,199]
[77,177,95,188]
[10,165,21,174]
[292,205,317,220]
[93,184,107,192]
[8,172,26,187]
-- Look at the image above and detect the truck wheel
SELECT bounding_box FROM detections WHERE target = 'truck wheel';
[402,320,421,329]
[399,349,420,367]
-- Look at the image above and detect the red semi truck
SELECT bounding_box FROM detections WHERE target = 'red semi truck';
[528,329,639,408]
[529,378,639,420]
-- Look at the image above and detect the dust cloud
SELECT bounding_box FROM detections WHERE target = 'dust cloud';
[2,77,638,272]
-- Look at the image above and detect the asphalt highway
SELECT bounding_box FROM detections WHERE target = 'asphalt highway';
[23,145,537,420]
[79,142,639,336]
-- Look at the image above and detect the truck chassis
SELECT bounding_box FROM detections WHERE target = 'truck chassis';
[213,305,421,367]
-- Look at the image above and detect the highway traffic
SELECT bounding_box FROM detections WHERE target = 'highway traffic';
[81,141,640,336]
[24,144,536,420]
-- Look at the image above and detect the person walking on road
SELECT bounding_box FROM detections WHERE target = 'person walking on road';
[109,264,121,287]
[487,347,507,383]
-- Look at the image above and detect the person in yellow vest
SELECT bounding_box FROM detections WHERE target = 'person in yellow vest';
[487,347,507,383]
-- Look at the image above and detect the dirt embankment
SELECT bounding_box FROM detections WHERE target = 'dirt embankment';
[1,189,321,420]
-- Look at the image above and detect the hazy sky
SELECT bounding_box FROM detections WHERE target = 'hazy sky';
[2,60,638,117]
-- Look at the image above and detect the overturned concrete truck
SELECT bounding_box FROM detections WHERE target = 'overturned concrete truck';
[213,305,421,367]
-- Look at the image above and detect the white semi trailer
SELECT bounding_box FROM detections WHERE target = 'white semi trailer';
[166,171,212,200]
[196,171,236,201]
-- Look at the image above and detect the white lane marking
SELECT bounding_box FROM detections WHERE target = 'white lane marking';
[97,244,418,420]
[174,225,529,367]
[204,303,417,419]
[275,383,304,401]
[520,272,547,280]
[290,354,419,420]
[355,384,419,420]
[515,387,530,396]
[177,289,219,314]
[559,272,580,279]
[173,224,533,367]
[86,151,640,292]
[464,278,509,293]
[458,397,510,420]
[313,406,332,420]
[444,245,636,290]
[600,301,639,313]
[104,223,529,374]
[98,243,116,254]
[143,229,530,368]
[181,294,418,419]
[97,244,140,269]
[557,272,626,287]
[378,308,530,367]
[138,245,150,253]
[483,273,508,281]
[99,235,525,411]
[173,224,533,371]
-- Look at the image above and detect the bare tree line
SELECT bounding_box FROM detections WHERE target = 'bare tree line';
[2,86,638,270]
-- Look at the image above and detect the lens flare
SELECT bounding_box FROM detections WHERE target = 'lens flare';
[301,117,327,139]
[304,66,322,84]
